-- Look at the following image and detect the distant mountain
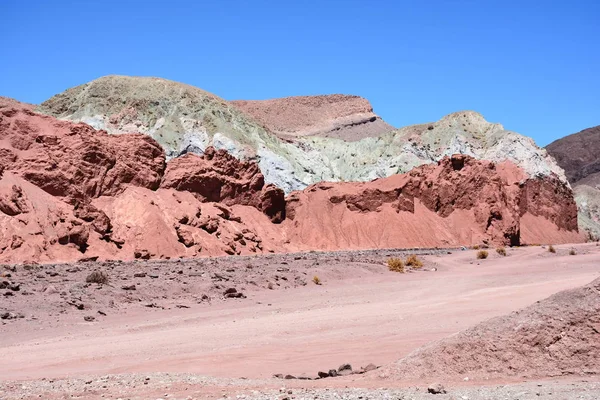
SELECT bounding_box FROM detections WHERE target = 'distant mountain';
[546,126,600,239]
[546,126,600,184]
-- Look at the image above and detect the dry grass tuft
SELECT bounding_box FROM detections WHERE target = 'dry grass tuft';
[405,254,424,268]
[86,270,108,284]
[312,275,322,285]
[387,258,405,273]
[476,250,489,259]
[548,245,556,253]
[496,247,507,256]
[569,248,576,256]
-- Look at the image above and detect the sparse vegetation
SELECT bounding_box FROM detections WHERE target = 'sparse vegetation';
[312,275,322,285]
[405,254,424,268]
[569,248,576,256]
[86,270,108,284]
[548,245,556,253]
[472,244,480,250]
[496,247,507,257]
[387,257,405,273]
[476,250,489,259]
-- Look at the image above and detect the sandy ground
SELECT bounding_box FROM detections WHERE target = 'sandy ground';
[1,243,599,399]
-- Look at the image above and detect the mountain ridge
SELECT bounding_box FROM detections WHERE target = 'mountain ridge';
[38,75,567,196]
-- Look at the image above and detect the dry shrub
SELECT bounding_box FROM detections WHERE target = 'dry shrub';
[476,250,489,259]
[548,245,556,253]
[569,248,576,256]
[387,258,405,273]
[86,270,108,284]
[312,275,322,285]
[496,247,507,256]
[472,244,480,250]
[405,254,423,268]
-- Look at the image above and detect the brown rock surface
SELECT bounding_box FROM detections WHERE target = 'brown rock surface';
[380,276,600,382]
[546,125,600,239]
[546,125,600,184]
[232,94,394,141]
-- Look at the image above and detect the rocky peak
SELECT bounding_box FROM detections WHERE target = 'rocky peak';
[37,75,268,159]
[231,94,394,141]
[437,110,504,136]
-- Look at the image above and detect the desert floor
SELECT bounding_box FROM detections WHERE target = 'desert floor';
[1,243,599,399]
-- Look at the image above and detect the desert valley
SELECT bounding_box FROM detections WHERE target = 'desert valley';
[1,76,599,399]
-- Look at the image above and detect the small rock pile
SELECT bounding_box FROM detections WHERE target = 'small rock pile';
[273,363,378,380]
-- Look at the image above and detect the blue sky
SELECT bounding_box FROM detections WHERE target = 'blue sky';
[1,0,598,146]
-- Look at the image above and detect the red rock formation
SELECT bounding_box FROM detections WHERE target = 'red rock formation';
[0,98,583,263]
[0,99,286,262]
[283,155,581,249]
[161,147,285,222]
[0,99,165,201]
[519,176,579,231]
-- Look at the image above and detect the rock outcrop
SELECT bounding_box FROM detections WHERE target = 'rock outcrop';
[231,95,393,141]
[38,76,565,194]
[0,98,284,262]
[0,95,581,263]
[0,99,165,201]
[161,147,285,223]
[546,125,600,240]
[282,155,580,250]
[379,277,600,382]
[574,185,600,240]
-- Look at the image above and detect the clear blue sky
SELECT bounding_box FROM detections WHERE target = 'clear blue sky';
[1,0,598,146]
